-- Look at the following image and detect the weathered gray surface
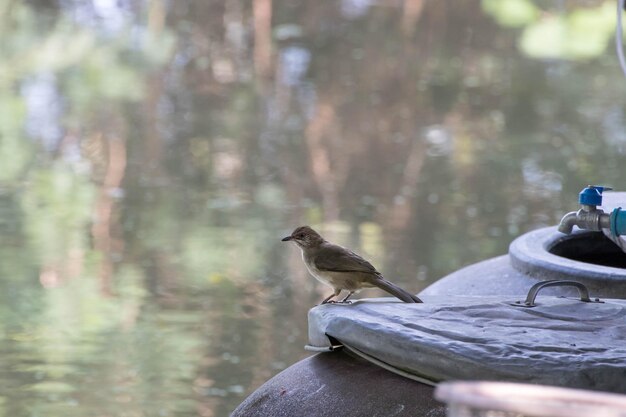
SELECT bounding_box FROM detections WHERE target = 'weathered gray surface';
[420,254,538,297]
[423,227,626,299]
[510,228,626,294]
[308,296,626,393]
[231,350,445,417]
[436,381,626,417]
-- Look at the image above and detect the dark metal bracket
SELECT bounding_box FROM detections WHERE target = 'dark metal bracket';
[511,280,603,308]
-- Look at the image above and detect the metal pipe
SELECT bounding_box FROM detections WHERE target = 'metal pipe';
[557,211,578,234]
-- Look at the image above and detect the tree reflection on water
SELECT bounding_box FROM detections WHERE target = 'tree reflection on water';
[0,0,625,415]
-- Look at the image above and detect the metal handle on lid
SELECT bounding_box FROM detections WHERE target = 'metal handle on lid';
[512,280,601,308]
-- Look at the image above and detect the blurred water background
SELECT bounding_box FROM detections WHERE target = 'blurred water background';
[1,0,626,416]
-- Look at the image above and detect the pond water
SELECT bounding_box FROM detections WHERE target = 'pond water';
[1,0,626,415]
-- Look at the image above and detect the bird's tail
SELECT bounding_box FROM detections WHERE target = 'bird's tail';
[372,277,423,303]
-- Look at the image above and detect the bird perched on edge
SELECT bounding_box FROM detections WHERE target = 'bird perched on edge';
[281,226,423,304]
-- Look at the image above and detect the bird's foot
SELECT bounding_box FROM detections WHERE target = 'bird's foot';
[319,300,353,305]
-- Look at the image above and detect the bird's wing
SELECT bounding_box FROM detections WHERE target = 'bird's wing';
[314,243,378,274]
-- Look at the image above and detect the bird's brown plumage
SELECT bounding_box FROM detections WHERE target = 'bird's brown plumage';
[282,226,422,304]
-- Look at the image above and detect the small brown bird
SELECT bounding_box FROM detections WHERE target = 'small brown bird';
[282,226,423,304]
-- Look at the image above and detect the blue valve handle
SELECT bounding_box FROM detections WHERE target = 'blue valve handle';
[578,185,613,206]
[610,208,626,238]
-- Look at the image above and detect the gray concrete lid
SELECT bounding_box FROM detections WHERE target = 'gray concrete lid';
[308,296,626,392]
[435,381,626,417]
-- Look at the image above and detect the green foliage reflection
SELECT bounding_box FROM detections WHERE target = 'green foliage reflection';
[0,0,625,416]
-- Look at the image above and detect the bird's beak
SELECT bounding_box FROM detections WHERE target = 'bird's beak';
[281,236,293,242]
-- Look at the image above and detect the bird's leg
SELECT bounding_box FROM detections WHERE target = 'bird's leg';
[320,293,335,304]
[339,291,354,304]
[320,289,341,304]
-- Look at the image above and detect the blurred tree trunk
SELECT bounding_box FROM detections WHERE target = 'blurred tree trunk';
[305,102,349,222]
[253,0,273,85]
[92,135,126,295]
